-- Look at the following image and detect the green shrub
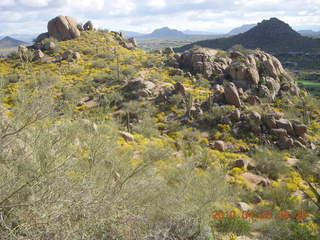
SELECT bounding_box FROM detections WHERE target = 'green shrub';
[212,217,251,235]
[251,147,289,180]
[260,221,319,240]
[262,184,295,210]
[91,60,107,68]
[97,52,114,60]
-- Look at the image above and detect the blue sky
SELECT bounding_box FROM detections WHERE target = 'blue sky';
[0,0,319,36]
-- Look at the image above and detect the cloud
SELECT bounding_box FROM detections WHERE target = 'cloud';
[18,0,51,8]
[0,0,319,35]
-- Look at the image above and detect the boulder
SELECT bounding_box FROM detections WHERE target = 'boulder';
[33,50,45,60]
[72,52,81,60]
[43,41,56,51]
[230,51,245,59]
[128,37,137,48]
[213,84,224,92]
[83,20,94,31]
[293,140,306,149]
[230,109,241,122]
[278,136,294,149]
[246,95,261,105]
[119,131,134,142]
[263,114,277,129]
[62,50,74,60]
[271,128,288,139]
[173,82,186,95]
[249,111,261,123]
[293,123,307,137]
[241,172,270,187]
[163,47,174,54]
[227,61,260,85]
[265,77,281,100]
[224,82,241,108]
[211,141,225,152]
[237,202,253,211]
[233,158,255,170]
[276,119,294,135]
[178,48,225,78]
[48,16,81,41]
[35,32,49,43]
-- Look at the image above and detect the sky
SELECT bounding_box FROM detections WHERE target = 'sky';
[0,0,320,36]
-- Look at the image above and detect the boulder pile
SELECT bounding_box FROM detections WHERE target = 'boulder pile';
[171,47,299,100]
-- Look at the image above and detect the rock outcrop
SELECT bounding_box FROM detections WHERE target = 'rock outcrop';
[178,48,231,78]
[174,47,299,99]
[47,16,81,41]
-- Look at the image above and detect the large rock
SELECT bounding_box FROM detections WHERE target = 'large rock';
[278,136,294,150]
[276,119,294,135]
[163,47,175,54]
[293,123,307,137]
[35,32,49,43]
[241,172,270,187]
[48,16,81,41]
[271,128,288,139]
[227,60,260,86]
[211,141,225,152]
[83,21,94,31]
[178,48,230,78]
[224,82,241,108]
[263,114,277,129]
[33,50,45,60]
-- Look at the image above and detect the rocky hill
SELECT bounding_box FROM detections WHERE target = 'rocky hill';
[176,18,320,54]
[0,15,319,240]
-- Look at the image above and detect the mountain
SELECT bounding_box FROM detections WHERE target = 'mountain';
[139,27,186,39]
[9,34,35,43]
[175,18,320,54]
[0,36,28,48]
[228,24,256,35]
[121,30,145,38]
[299,30,320,37]
[183,30,217,35]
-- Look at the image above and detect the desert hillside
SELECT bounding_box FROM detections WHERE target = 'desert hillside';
[0,16,319,240]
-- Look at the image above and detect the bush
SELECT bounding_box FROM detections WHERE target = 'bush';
[91,60,107,68]
[212,217,251,235]
[251,147,289,180]
[97,52,114,60]
[262,184,296,210]
[260,221,319,240]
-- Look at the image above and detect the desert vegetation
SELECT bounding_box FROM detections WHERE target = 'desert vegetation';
[0,24,319,240]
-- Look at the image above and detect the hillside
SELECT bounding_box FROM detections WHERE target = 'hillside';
[0,16,319,240]
[0,36,28,48]
[175,18,320,54]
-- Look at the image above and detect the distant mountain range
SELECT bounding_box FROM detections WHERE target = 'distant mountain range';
[0,36,28,48]
[122,27,220,39]
[298,30,320,37]
[120,31,145,38]
[175,18,320,54]
[228,24,257,35]
[183,30,217,35]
